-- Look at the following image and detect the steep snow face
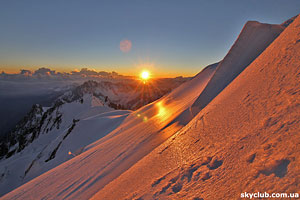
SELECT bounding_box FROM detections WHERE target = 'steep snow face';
[1,63,217,199]
[90,16,300,200]
[0,94,131,196]
[191,20,284,115]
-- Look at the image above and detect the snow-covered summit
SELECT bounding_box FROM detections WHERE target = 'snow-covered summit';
[191,20,284,115]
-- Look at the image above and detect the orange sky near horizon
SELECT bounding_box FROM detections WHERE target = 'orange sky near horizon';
[0,65,199,78]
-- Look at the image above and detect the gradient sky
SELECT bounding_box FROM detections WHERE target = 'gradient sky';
[0,0,299,77]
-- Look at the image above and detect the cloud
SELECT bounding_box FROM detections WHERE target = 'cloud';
[34,68,56,76]
[20,69,33,76]
[0,67,127,83]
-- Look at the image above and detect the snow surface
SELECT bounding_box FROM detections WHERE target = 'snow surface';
[191,20,284,116]
[0,77,187,195]
[0,61,217,199]
[0,94,131,196]
[2,16,300,200]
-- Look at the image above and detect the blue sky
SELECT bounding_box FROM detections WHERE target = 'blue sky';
[0,0,299,77]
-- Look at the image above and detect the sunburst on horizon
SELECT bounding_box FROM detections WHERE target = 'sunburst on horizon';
[140,70,150,83]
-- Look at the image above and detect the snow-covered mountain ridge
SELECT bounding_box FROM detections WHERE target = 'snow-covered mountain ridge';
[0,93,130,196]
[0,77,186,159]
[1,15,300,199]
[0,77,186,195]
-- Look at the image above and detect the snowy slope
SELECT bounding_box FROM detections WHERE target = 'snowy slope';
[0,94,131,196]
[1,62,217,199]
[3,16,299,200]
[0,77,187,143]
[0,76,187,196]
[191,20,284,116]
[90,16,300,200]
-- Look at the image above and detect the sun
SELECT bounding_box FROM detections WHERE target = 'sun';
[140,70,150,81]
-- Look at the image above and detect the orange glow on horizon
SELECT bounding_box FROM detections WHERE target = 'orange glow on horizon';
[0,65,194,78]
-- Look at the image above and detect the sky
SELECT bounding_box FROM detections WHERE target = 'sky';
[0,0,299,77]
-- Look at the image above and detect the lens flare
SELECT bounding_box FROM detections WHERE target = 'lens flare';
[120,39,132,53]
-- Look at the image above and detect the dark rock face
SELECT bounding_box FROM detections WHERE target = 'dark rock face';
[0,102,63,159]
